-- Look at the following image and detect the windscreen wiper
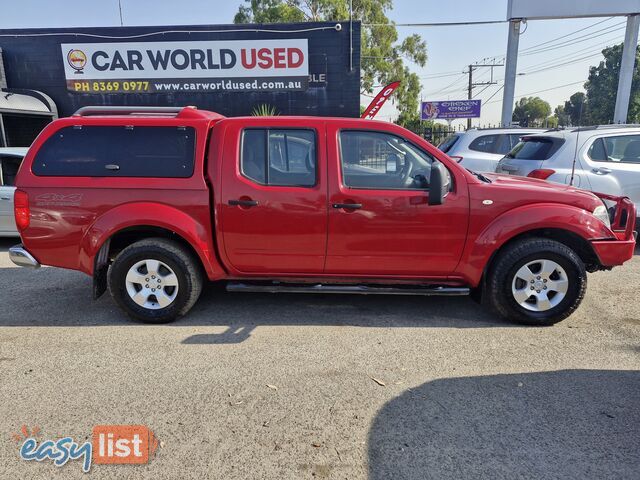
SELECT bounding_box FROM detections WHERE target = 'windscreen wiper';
[466,169,492,183]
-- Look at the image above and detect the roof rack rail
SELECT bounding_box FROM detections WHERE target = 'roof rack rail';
[73,106,196,117]
[570,124,640,132]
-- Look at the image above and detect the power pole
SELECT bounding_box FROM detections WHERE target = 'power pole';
[466,61,503,129]
[467,65,473,130]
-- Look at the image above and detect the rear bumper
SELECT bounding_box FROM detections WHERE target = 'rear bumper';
[9,244,40,268]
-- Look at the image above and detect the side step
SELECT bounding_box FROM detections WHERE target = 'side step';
[226,282,470,296]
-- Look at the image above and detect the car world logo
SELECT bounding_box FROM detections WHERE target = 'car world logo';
[67,49,87,74]
[14,424,159,473]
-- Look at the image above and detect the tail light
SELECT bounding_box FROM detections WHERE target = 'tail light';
[527,169,555,180]
[14,189,30,230]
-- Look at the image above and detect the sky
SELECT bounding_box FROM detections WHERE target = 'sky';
[0,0,630,126]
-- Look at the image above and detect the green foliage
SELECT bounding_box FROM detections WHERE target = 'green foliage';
[585,44,640,124]
[553,105,570,127]
[233,0,427,122]
[563,92,589,126]
[251,103,279,116]
[512,96,551,127]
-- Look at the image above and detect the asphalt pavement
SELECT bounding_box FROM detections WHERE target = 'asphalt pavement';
[0,238,638,479]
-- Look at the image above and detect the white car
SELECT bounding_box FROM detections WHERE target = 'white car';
[496,126,640,221]
[438,127,545,173]
[0,147,28,236]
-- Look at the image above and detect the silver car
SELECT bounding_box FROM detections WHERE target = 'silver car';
[0,147,28,236]
[496,126,640,217]
[438,127,545,173]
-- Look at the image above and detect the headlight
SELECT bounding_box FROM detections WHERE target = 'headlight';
[592,204,611,229]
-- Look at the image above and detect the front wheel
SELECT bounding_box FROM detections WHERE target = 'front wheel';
[487,238,587,326]
[108,238,203,323]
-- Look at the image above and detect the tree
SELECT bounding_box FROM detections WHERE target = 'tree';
[563,92,589,126]
[233,0,427,127]
[585,44,640,124]
[512,97,551,127]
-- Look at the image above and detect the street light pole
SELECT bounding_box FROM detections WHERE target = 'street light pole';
[501,19,521,127]
[613,14,640,124]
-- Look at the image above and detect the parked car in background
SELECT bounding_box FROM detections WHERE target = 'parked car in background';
[0,147,28,236]
[496,126,640,223]
[437,127,545,173]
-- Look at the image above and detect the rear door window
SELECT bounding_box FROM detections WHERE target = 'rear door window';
[0,155,23,186]
[468,134,500,154]
[240,128,316,187]
[32,126,195,177]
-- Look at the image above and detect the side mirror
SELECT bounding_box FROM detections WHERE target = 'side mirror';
[429,161,449,206]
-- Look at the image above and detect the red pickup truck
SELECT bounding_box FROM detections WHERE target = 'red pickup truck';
[9,106,636,325]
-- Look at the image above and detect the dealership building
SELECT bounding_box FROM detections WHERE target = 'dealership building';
[0,21,361,147]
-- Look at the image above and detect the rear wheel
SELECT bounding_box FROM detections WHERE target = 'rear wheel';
[487,238,587,326]
[108,238,203,323]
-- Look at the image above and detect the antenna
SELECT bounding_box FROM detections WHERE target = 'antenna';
[568,100,584,186]
[118,0,124,26]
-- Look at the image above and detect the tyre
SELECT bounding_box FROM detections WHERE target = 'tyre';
[108,238,203,323]
[486,238,587,326]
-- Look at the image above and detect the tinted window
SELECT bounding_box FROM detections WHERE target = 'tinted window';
[340,130,438,190]
[33,126,195,177]
[241,129,316,187]
[587,138,608,161]
[437,134,460,153]
[589,134,640,163]
[507,138,558,160]
[469,134,500,154]
[508,134,525,151]
[0,155,23,186]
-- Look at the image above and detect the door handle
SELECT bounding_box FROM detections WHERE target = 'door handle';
[228,199,258,207]
[332,203,362,209]
[593,167,612,174]
[105,164,120,171]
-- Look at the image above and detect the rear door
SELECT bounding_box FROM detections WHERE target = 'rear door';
[325,123,469,277]
[219,120,327,274]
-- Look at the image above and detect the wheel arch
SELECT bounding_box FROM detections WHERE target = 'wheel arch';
[483,227,600,278]
[461,203,611,288]
[80,203,226,294]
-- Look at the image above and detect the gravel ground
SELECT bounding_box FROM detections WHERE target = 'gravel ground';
[0,238,638,479]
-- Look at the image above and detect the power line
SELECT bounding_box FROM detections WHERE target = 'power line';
[523,51,607,76]
[519,17,615,53]
[520,36,624,71]
[520,21,626,56]
[485,80,586,105]
[364,20,506,28]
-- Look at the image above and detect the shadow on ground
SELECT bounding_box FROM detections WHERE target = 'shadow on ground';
[368,369,640,480]
[0,263,508,335]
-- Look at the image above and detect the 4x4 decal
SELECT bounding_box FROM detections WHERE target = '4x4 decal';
[35,193,83,207]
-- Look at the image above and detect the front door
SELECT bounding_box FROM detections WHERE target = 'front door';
[325,126,468,277]
[220,123,327,274]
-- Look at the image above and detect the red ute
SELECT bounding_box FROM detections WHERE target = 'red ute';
[9,106,636,325]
